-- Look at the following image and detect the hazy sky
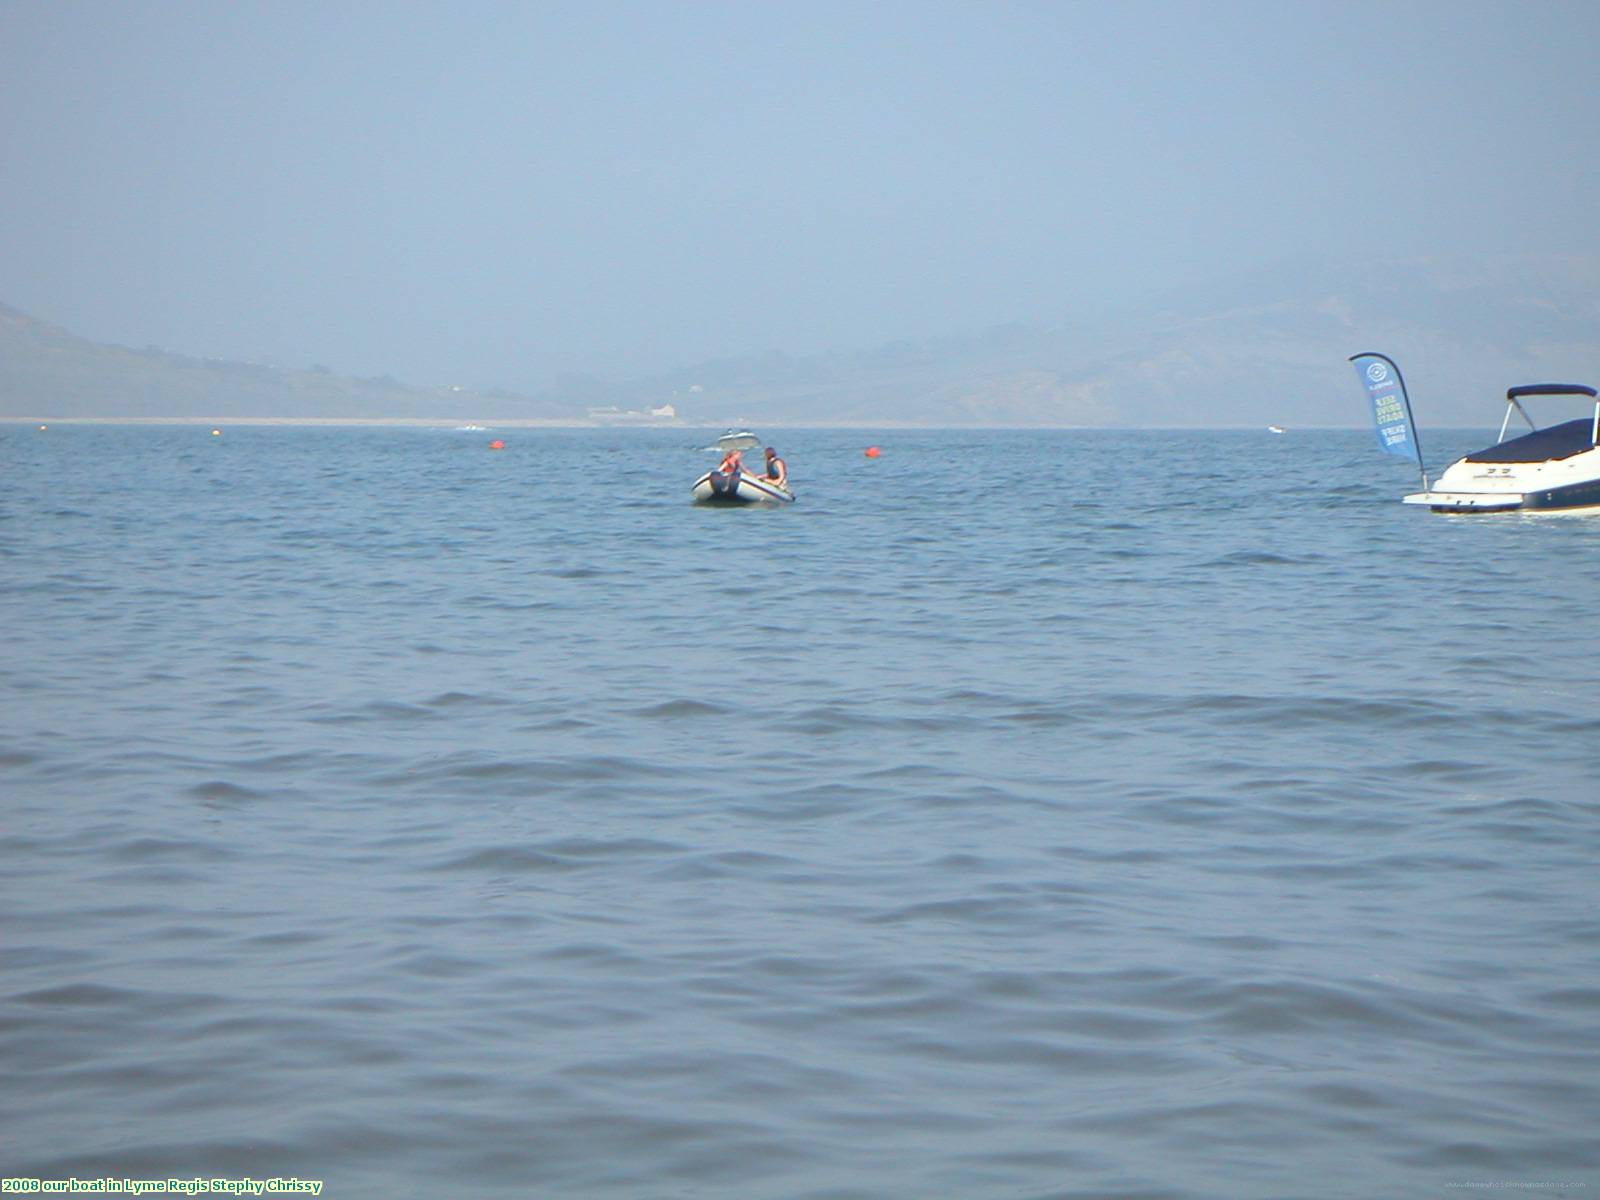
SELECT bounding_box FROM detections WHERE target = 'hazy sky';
[2,0,1597,388]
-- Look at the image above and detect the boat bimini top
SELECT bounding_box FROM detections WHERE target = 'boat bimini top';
[1466,384,1600,464]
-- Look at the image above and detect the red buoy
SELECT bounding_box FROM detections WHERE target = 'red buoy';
[488,440,505,450]
[864,445,881,458]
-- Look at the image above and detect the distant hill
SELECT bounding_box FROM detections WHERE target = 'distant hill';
[636,251,1600,428]
[6,253,1597,427]
[630,254,1600,428]
[0,302,576,422]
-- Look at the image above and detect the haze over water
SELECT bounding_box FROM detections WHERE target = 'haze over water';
[3,425,1597,1198]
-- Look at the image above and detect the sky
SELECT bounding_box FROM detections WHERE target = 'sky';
[2,0,1598,390]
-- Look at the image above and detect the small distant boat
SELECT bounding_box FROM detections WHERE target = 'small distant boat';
[691,466,794,505]
[703,430,760,452]
[1268,425,1286,434]
[1352,352,1600,514]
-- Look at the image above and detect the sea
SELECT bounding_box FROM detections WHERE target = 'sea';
[2,424,1597,1200]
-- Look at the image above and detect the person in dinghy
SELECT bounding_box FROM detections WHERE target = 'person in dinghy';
[760,446,787,488]
[717,448,744,476]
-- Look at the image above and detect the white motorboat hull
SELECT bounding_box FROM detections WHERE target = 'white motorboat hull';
[691,468,794,505]
[1404,442,1600,514]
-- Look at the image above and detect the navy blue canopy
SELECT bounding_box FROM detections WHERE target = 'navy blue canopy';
[1465,417,1596,464]
[1506,383,1597,400]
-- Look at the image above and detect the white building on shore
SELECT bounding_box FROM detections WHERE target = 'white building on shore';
[586,402,679,424]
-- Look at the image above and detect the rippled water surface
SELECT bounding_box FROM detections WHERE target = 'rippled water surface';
[3,425,1597,1198]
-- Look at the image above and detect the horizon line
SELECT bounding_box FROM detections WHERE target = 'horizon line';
[4,416,1393,431]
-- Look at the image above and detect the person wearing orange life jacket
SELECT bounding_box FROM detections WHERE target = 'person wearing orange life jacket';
[760,446,787,488]
[717,448,744,476]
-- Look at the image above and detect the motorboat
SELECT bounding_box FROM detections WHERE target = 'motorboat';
[1351,352,1600,514]
[1405,384,1600,513]
[702,430,760,452]
[691,465,794,505]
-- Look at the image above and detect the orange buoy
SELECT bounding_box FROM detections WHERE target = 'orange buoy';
[488,439,505,450]
[864,445,881,458]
